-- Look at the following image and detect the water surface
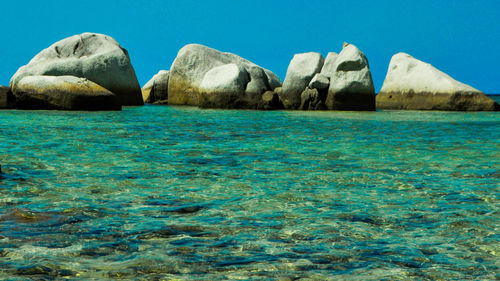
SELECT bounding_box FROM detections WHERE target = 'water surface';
[0,104,499,280]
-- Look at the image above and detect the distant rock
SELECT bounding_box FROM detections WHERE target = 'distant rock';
[325,43,375,111]
[0,86,14,109]
[168,44,281,109]
[142,70,169,104]
[280,52,324,109]
[10,33,143,106]
[377,53,499,111]
[12,75,120,111]
[320,52,339,78]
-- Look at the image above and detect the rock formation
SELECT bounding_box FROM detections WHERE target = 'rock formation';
[325,43,375,111]
[280,52,324,109]
[13,75,120,111]
[142,70,169,104]
[10,33,143,106]
[377,53,499,111]
[168,44,282,109]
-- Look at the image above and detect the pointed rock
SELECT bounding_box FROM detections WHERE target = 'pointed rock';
[326,43,375,111]
[377,53,499,111]
[10,33,143,106]
[280,52,324,109]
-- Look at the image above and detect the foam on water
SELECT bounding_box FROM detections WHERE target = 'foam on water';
[0,104,499,280]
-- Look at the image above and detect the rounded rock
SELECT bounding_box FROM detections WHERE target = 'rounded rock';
[10,33,143,106]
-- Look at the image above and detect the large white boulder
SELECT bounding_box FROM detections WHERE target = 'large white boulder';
[12,75,120,110]
[199,63,253,108]
[200,63,249,92]
[377,53,499,111]
[326,43,375,111]
[280,52,324,109]
[142,70,169,104]
[10,33,143,106]
[167,44,282,109]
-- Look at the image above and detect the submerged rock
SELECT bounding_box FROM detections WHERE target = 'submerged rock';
[12,75,120,111]
[0,86,15,109]
[142,70,169,104]
[168,44,282,109]
[10,32,143,106]
[377,53,499,111]
[326,43,375,111]
[280,52,324,109]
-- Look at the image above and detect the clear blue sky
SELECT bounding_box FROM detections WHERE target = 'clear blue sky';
[1,0,499,93]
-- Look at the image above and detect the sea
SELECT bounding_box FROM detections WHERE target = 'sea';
[0,96,498,280]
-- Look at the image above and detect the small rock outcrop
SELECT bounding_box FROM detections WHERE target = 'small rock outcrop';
[12,75,120,111]
[280,52,324,109]
[168,44,282,109]
[0,86,14,109]
[300,88,327,110]
[259,90,284,110]
[142,70,169,104]
[308,73,330,90]
[377,53,499,111]
[10,33,143,106]
[325,43,375,111]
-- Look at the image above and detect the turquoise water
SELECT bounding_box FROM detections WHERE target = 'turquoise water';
[0,102,499,280]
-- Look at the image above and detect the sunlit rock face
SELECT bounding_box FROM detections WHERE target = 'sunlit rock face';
[168,44,282,109]
[377,53,499,111]
[280,52,324,109]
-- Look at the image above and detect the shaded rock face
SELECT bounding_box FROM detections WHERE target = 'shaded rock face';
[12,75,121,111]
[0,86,15,109]
[168,44,282,109]
[142,70,169,104]
[280,52,324,109]
[259,90,284,110]
[10,33,143,106]
[377,53,499,111]
[299,88,327,110]
[326,44,375,111]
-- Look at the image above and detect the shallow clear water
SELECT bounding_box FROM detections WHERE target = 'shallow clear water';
[0,103,499,280]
